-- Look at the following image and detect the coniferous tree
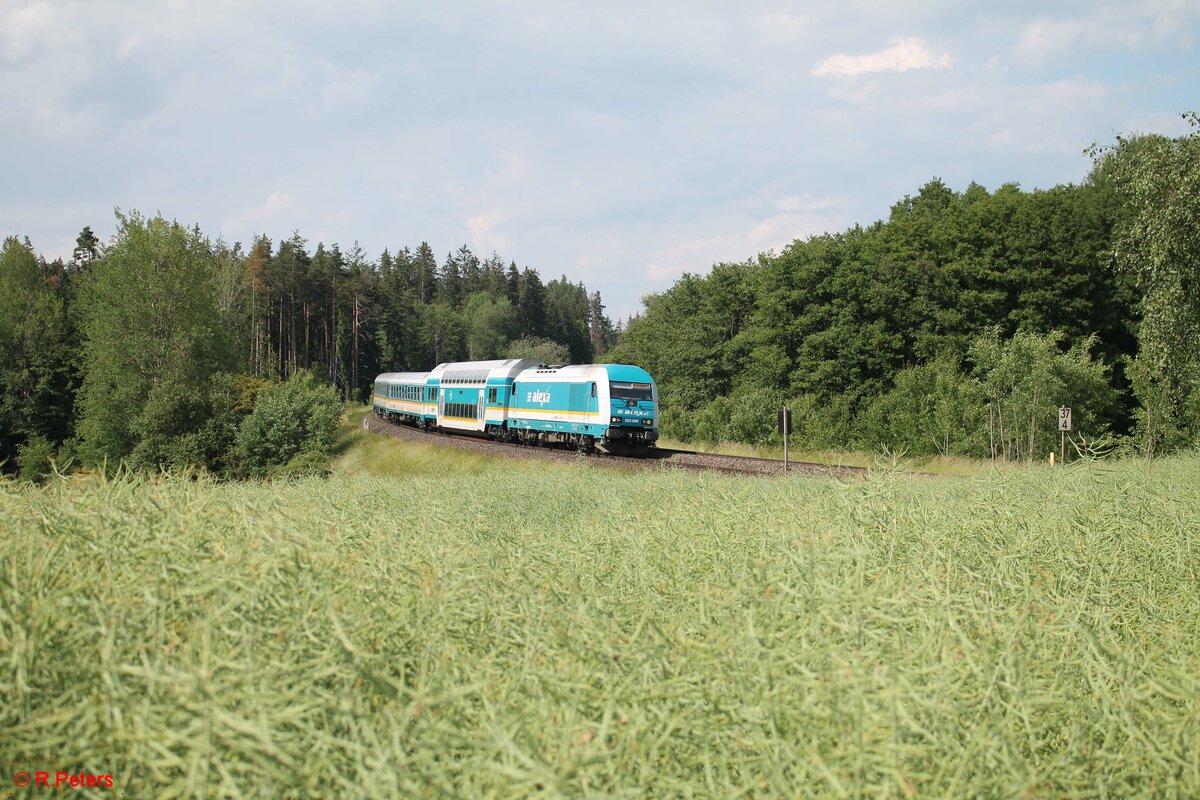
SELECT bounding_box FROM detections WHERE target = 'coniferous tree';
[345,242,378,400]
[71,226,100,273]
[414,242,438,305]
[0,237,76,471]
[482,252,508,296]
[375,247,419,372]
[505,261,521,305]
[545,276,592,363]
[517,267,546,338]
[439,249,464,308]
[456,244,480,295]
[244,235,272,377]
[588,291,613,358]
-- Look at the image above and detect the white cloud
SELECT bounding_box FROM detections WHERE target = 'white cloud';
[316,65,379,113]
[757,7,809,38]
[2,0,65,61]
[811,37,952,77]
[645,206,843,283]
[222,191,296,233]
[1017,18,1147,59]
[1,1,1196,323]
[776,195,836,212]
[467,210,513,255]
[1016,6,1200,61]
[115,32,140,59]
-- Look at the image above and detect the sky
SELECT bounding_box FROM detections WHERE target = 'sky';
[2,1,1198,320]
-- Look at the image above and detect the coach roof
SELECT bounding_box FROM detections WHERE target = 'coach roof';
[375,372,429,383]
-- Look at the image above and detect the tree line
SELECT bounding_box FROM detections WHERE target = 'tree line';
[608,116,1200,460]
[0,216,617,478]
[3,117,1196,475]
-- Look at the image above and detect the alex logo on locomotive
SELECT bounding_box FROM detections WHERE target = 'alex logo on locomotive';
[526,389,552,405]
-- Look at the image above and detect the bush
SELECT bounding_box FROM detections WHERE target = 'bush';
[658,403,695,442]
[269,448,334,480]
[690,395,737,445]
[128,381,214,472]
[1124,356,1200,458]
[235,371,342,478]
[787,394,856,450]
[125,373,269,475]
[860,353,988,457]
[16,435,55,482]
[970,329,1116,461]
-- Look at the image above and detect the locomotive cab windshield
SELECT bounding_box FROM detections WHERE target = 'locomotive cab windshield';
[611,382,653,402]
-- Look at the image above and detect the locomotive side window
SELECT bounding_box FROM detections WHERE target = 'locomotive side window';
[590,382,596,398]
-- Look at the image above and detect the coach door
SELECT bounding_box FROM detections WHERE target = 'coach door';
[477,392,485,427]
[438,389,445,423]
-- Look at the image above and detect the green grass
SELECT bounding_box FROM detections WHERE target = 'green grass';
[658,436,1023,477]
[2,453,1198,797]
[331,406,519,478]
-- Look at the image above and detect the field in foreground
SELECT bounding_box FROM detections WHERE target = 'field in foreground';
[2,456,1198,798]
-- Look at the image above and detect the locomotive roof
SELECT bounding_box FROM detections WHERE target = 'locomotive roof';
[513,363,655,383]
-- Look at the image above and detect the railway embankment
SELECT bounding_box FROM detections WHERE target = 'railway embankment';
[364,413,871,479]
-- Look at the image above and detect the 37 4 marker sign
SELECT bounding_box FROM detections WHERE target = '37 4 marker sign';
[1059,407,1072,432]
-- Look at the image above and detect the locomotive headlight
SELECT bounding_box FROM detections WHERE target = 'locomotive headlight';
[642,418,653,425]
[611,416,621,424]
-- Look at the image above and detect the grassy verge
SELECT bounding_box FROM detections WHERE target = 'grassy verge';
[2,456,1198,797]
[658,436,1024,477]
[332,405,546,478]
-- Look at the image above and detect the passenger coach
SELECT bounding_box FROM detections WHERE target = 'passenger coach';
[373,359,658,453]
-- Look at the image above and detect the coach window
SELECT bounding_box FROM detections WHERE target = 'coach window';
[488,387,497,403]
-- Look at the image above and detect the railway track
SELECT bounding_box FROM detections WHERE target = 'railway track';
[364,414,868,479]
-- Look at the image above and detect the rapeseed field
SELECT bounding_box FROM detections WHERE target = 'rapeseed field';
[2,455,1197,797]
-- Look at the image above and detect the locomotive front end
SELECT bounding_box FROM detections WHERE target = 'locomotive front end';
[602,365,658,452]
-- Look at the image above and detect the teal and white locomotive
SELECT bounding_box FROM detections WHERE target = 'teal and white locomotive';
[373,359,658,453]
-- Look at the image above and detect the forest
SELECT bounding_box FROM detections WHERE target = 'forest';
[1,116,1197,477]
[0,219,617,479]
[611,117,1200,460]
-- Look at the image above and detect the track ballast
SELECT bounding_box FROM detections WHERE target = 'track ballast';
[364,414,867,479]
